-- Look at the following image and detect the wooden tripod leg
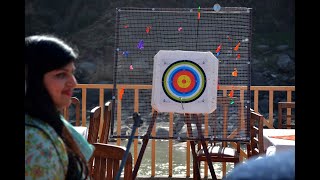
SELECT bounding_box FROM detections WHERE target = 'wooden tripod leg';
[185,114,201,180]
[132,111,158,179]
[194,114,217,180]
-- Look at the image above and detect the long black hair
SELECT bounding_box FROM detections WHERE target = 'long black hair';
[25,34,89,179]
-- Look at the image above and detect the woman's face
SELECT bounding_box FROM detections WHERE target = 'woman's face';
[43,62,77,109]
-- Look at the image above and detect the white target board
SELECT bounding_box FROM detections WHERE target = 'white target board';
[151,50,219,114]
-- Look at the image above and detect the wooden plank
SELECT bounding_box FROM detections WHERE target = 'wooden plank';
[263,118,274,129]
[76,84,291,90]
[98,88,104,139]
[81,88,87,127]
[76,83,114,89]
[250,86,295,91]
[222,90,227,176]
[76,84,295,91]
[287,91,292,127]
[240,90,245,130]
[254,90,259,113]
[230,142,248,159]
[117,84,152,89]
[269,90,274,125]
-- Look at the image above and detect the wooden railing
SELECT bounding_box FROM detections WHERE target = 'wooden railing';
[73,84,295,178]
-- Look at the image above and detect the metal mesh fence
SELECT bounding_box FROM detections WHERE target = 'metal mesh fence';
[111,7,252,142]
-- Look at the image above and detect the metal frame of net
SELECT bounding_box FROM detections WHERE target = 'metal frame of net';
[111,7,252,142]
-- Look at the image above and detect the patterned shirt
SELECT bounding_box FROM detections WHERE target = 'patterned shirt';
[25,114,94,180]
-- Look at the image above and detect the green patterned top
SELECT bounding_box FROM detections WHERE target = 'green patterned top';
[25,114,94,180]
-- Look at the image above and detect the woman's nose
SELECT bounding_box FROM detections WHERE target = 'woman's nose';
[67,75,77,87]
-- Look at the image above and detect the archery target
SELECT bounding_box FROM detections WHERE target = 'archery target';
[152,50,219,114]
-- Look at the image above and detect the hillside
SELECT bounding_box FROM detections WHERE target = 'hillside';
[25,0,295,86]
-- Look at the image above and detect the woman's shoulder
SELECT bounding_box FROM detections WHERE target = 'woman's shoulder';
[25,114,67,156]
[25,114,52,132]
[25,114,68,179]
[60,115,95,161]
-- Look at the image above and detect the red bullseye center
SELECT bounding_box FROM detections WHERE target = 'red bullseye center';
[172,70,196,93]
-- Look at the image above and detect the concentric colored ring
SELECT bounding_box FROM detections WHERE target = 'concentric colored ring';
[162,60,206,103]
[172,70,195,93]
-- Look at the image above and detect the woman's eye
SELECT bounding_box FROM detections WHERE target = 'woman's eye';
[56,73,66,78]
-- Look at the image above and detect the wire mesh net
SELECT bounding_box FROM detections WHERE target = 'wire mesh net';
[111,7,252,142]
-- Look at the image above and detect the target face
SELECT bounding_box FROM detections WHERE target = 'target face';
[162,60,206,103]
[152,50,218,114]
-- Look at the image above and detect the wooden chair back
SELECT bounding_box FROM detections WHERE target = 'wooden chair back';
[63,97,81,126]
[99,100,112,144]
[247,111,265,158]
[87,106,102,144]
[209,96,242,147]
[194,96,242,178]
[89,143,133,180]
[278,102,295,129]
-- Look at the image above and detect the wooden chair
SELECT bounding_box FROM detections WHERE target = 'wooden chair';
[193,96,242,179]
[87,106,102,144]
[99,100,112,144]
[63,97,81,126]
[278,102,295,129]
[89,143,133,180]
[247,111,265,158]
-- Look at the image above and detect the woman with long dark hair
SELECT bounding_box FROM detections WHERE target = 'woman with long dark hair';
[25,34,94,179]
